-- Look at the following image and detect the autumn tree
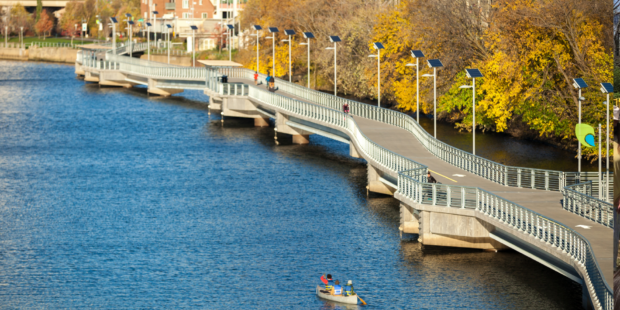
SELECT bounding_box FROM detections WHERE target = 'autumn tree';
[35,9,54,39]
[10,4,33,34]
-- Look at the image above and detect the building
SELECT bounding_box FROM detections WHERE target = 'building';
[140,0,216,21]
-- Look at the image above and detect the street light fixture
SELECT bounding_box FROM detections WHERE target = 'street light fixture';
[326,35,341,96]
[190,25,198,67]
[226,24,234,61]
[600,82,613,202]
[459,68,484,155]
[282,29,296,83]
[165,24,172,64]
[573,78,588,173]
[299,32,314,89]
[422,59,443,138]
[406,50,425,122]
[110,17,118,54]
[368,42,385,107]
[266,27,279,76]
[251,25,262,73]
[146,22,152,60]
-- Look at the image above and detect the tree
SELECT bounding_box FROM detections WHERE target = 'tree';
[36,0,42,21]
[35,9,53,39]
[10,4,33,34]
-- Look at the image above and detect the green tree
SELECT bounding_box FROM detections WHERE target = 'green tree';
[36,0,42,21]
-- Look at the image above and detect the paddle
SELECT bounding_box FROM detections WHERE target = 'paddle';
[357,295,367,306]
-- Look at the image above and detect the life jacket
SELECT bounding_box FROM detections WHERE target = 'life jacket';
[333,285,342,295]
[344,285,354,296]
[326,279,334,290]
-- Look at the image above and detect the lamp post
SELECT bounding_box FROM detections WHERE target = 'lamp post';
[5,26,7,48]
[422,59,444,138]
[326,35,341,96]
[190,25,198,67]
[300,32,314,89]
[251,25,262,73]
[109,17,118,54]
[406,50,425,122]
[165,24,172,64]
[573,78,588,174]
[152,11,158,46]
[146,22,152,60]
[600,82,613,202]
[265,27,279,76]
[126,15,134,58]
[226,24,234,61]
[368,42,385,107]
[283,30,296,83]
[81,19,85,45]
[459,69,484,155]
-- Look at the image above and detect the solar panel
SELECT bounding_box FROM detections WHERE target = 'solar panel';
[152,11,159,15]
[427,59,443,68]
[252,25,262,30]
[110,17,118,23]
[226,24,234,29]
[125,13,132,17]
[165,24,172,28]
[303,32,315,39]
[268,27,279,33]
[190,25,198,30]
[284,29,296,36]
[146,22,152,27]
[410,50,424,58]
[329,36,341,43]
[573,78,588,89]
[373,42,384,49]
[601,82,613,93]
[465,68,483,78]
[128,21,135,25]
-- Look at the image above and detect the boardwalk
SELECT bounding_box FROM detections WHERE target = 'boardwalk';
[75,47,613,308]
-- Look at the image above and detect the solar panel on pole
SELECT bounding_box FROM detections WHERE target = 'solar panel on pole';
[465,68,483,78]
[268,27,279,33]
[410,50,424,58]
[573,78,588,89]
[373,42,384,49]
[303,32,315,39]
[284,30,296,36]
[253,25,262,30]
[329,36,341,43]
[427,59,443,68]
[601,82,613,93]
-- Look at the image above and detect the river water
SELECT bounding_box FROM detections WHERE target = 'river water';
[0,61,583,309]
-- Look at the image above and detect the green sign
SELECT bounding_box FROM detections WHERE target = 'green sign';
[575,124,596,147]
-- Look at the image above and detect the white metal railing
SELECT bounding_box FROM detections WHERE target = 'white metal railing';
[77,53,612,309]
[27,42,80,49]
[562,182,613,228]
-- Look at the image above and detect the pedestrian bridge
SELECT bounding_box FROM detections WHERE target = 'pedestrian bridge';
[75,44,614,309]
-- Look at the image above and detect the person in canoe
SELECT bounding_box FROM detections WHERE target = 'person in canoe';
[344,280,355,296]
[332,280,343,296]
[320,274,334,291]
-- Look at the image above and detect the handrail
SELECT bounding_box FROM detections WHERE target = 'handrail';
[562,182,613,228]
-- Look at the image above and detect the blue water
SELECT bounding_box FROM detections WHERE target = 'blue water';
[0,61,581,309]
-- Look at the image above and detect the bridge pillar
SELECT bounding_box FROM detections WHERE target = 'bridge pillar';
[84,71,99,83]
[148,78,183,97]
[400,203,419,234]
[414,207,508,251]
[367,164,395,195]
[349,143,361,158]
[254,118,270,127]
[275,112,313,145]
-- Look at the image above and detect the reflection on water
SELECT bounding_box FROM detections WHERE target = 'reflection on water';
[0,61,581,309]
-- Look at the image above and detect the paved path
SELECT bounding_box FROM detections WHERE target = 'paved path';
[230,77,612,286]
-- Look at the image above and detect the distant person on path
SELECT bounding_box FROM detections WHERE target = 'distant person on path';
[427,171,437,184]
[266,71,271,89]
[254,71,259,85]
[343,103,349,114]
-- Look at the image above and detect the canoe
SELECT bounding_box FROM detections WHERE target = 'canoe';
[316,285,358,305]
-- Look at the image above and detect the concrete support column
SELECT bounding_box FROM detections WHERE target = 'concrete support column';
[147,78,183,97]
[275,112,313,145]
[254,117,270,127]
[367,164,395,195]
[400,203,419,234]
[349,143,361,158]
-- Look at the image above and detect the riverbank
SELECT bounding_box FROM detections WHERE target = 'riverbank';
[0,46,78,63]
